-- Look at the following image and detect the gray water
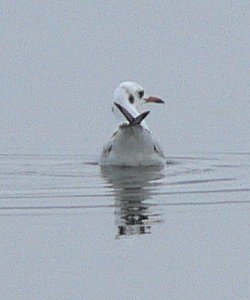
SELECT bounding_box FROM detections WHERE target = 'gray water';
[1,153,250,299]
[2,1,250,299]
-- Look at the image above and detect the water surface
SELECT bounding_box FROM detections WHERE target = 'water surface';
[1,153,249,299]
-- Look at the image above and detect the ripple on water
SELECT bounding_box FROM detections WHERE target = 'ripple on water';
[0,153,249,236]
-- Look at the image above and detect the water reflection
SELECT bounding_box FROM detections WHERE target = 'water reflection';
[101,166,165,238]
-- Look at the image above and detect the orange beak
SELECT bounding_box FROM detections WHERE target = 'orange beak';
[145,96,164,104]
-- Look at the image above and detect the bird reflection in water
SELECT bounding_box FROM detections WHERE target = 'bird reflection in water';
[100,166,165,238]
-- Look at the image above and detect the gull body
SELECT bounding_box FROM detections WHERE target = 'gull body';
[99,81,166,167]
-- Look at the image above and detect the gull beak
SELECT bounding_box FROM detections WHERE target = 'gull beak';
[145,96,164,104]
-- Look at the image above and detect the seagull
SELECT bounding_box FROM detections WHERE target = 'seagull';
[99,81,166,167]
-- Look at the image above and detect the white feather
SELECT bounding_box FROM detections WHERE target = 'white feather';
[99,81,166,166]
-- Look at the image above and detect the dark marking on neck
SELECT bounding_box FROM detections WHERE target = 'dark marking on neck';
[129,94,134,104]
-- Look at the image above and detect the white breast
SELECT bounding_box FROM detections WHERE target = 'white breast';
[99,125,165,167]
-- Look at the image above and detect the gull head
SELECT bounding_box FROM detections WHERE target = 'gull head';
[113,81,164,110]
[112,81,164,124]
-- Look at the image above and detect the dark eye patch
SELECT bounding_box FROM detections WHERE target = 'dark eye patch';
[129,94,134,104]
[138,90,144,98]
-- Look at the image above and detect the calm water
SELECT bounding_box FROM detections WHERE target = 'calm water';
[2,1,250,299]
[0,152,249,299]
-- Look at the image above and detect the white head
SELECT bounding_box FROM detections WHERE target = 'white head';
[112,81,164,123]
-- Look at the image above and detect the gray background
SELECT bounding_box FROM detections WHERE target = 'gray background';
[2,1,250,156]
[1,2,250,299]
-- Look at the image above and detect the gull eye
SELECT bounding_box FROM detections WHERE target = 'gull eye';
[138,90,144,98]
[129,94,134,104]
